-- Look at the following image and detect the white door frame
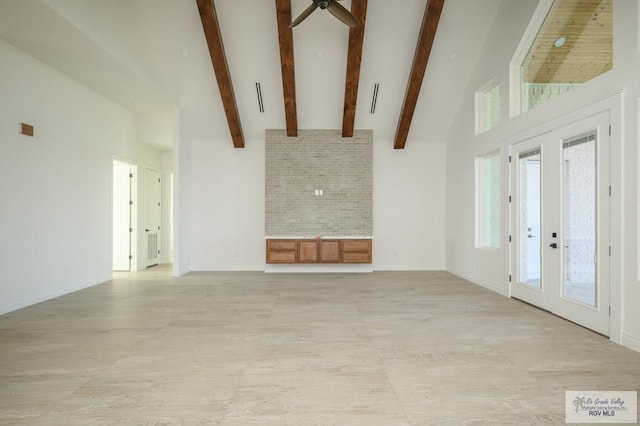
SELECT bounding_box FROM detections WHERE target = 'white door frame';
[505,92,623,343]
[509,112,611,335]
[112,160,138,272]
[143,167,162,268]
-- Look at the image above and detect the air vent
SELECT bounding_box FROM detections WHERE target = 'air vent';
[370,83,380,114]
[255,82,265,113]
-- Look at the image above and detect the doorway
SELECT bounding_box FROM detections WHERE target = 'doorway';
[113,160,137,271]
[509,112,610,335]
[143,167,161,268]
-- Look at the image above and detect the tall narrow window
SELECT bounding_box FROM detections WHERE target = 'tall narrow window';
[476,151,501,248]
[512,0,612,115]
[475,79,501,134]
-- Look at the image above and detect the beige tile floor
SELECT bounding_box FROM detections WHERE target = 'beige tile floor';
[1,267,639,425]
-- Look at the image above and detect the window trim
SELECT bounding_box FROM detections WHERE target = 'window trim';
[475,77,501,135]
[475,150,502,249]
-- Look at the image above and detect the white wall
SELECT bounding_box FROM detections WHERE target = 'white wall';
[446,1,539,294]
[188,135,266,271]
[445,0,640,349]
[161,150,174,265]
[177,119,447,271]
[135,111,175,151]
[623,85,640,352]
[373,140,446,270]
[0,39,161,314]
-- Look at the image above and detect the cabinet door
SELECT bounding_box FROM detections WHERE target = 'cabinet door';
[266,239,297,263]
[342,239,372,263]
[320,241,340,263]
[342,252,371,263]
[299,241,319,263]
[267,251,297,263]
[268,240,296,251]
[342,240,371,252]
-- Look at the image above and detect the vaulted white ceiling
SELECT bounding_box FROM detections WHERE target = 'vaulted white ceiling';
[0,0,502,150]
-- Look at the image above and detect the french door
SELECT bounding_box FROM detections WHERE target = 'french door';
[510,112,610,335]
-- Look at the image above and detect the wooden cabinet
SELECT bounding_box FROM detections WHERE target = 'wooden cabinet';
[299,241,319,263]
[320,240,340,263]
[266,240,297,263]
[266,239,372,264]
[342,239,372,263]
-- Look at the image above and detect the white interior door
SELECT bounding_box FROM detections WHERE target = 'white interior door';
[113,161,133,271]
[144,168,161,268]
[510,112,610,335]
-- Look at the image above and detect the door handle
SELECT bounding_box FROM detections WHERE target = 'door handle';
[549,243,558,249]
[145,229,150,232]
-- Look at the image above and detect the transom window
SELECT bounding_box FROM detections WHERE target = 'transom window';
[514,0,612,114]
[475,79,501,134]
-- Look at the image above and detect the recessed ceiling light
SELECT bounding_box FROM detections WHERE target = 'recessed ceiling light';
[315,51,324,60]
[553,37,566,48]
[181,49,190,57]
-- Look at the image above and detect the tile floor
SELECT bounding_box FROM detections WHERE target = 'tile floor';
[1,267,639,425]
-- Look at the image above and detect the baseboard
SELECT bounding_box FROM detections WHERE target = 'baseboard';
[621,333,640,353]
[265,264,373,273]
[448,269,508,297]
[373,265,446,271]
[0,274,112,315]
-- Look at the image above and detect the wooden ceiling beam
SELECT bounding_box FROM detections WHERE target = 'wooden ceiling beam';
[196,0,245,148]
[275,0,298,137]
[394,0,445,149]
[342,0,368,138]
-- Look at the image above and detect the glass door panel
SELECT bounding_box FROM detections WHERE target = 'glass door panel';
[562,134,597,306]
[518,149,542,288]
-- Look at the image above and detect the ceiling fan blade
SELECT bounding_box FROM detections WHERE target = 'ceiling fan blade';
[290,3,318,28]
[327,1,359,27]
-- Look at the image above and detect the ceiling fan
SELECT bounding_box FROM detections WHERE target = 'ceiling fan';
[290,0,360,28]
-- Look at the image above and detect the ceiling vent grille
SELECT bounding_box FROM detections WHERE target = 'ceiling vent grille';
[255,82,265,113]
[370,83,380,114]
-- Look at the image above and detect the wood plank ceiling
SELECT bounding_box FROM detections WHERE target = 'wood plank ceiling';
[522,0,612,85]
[197,0,444,149]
